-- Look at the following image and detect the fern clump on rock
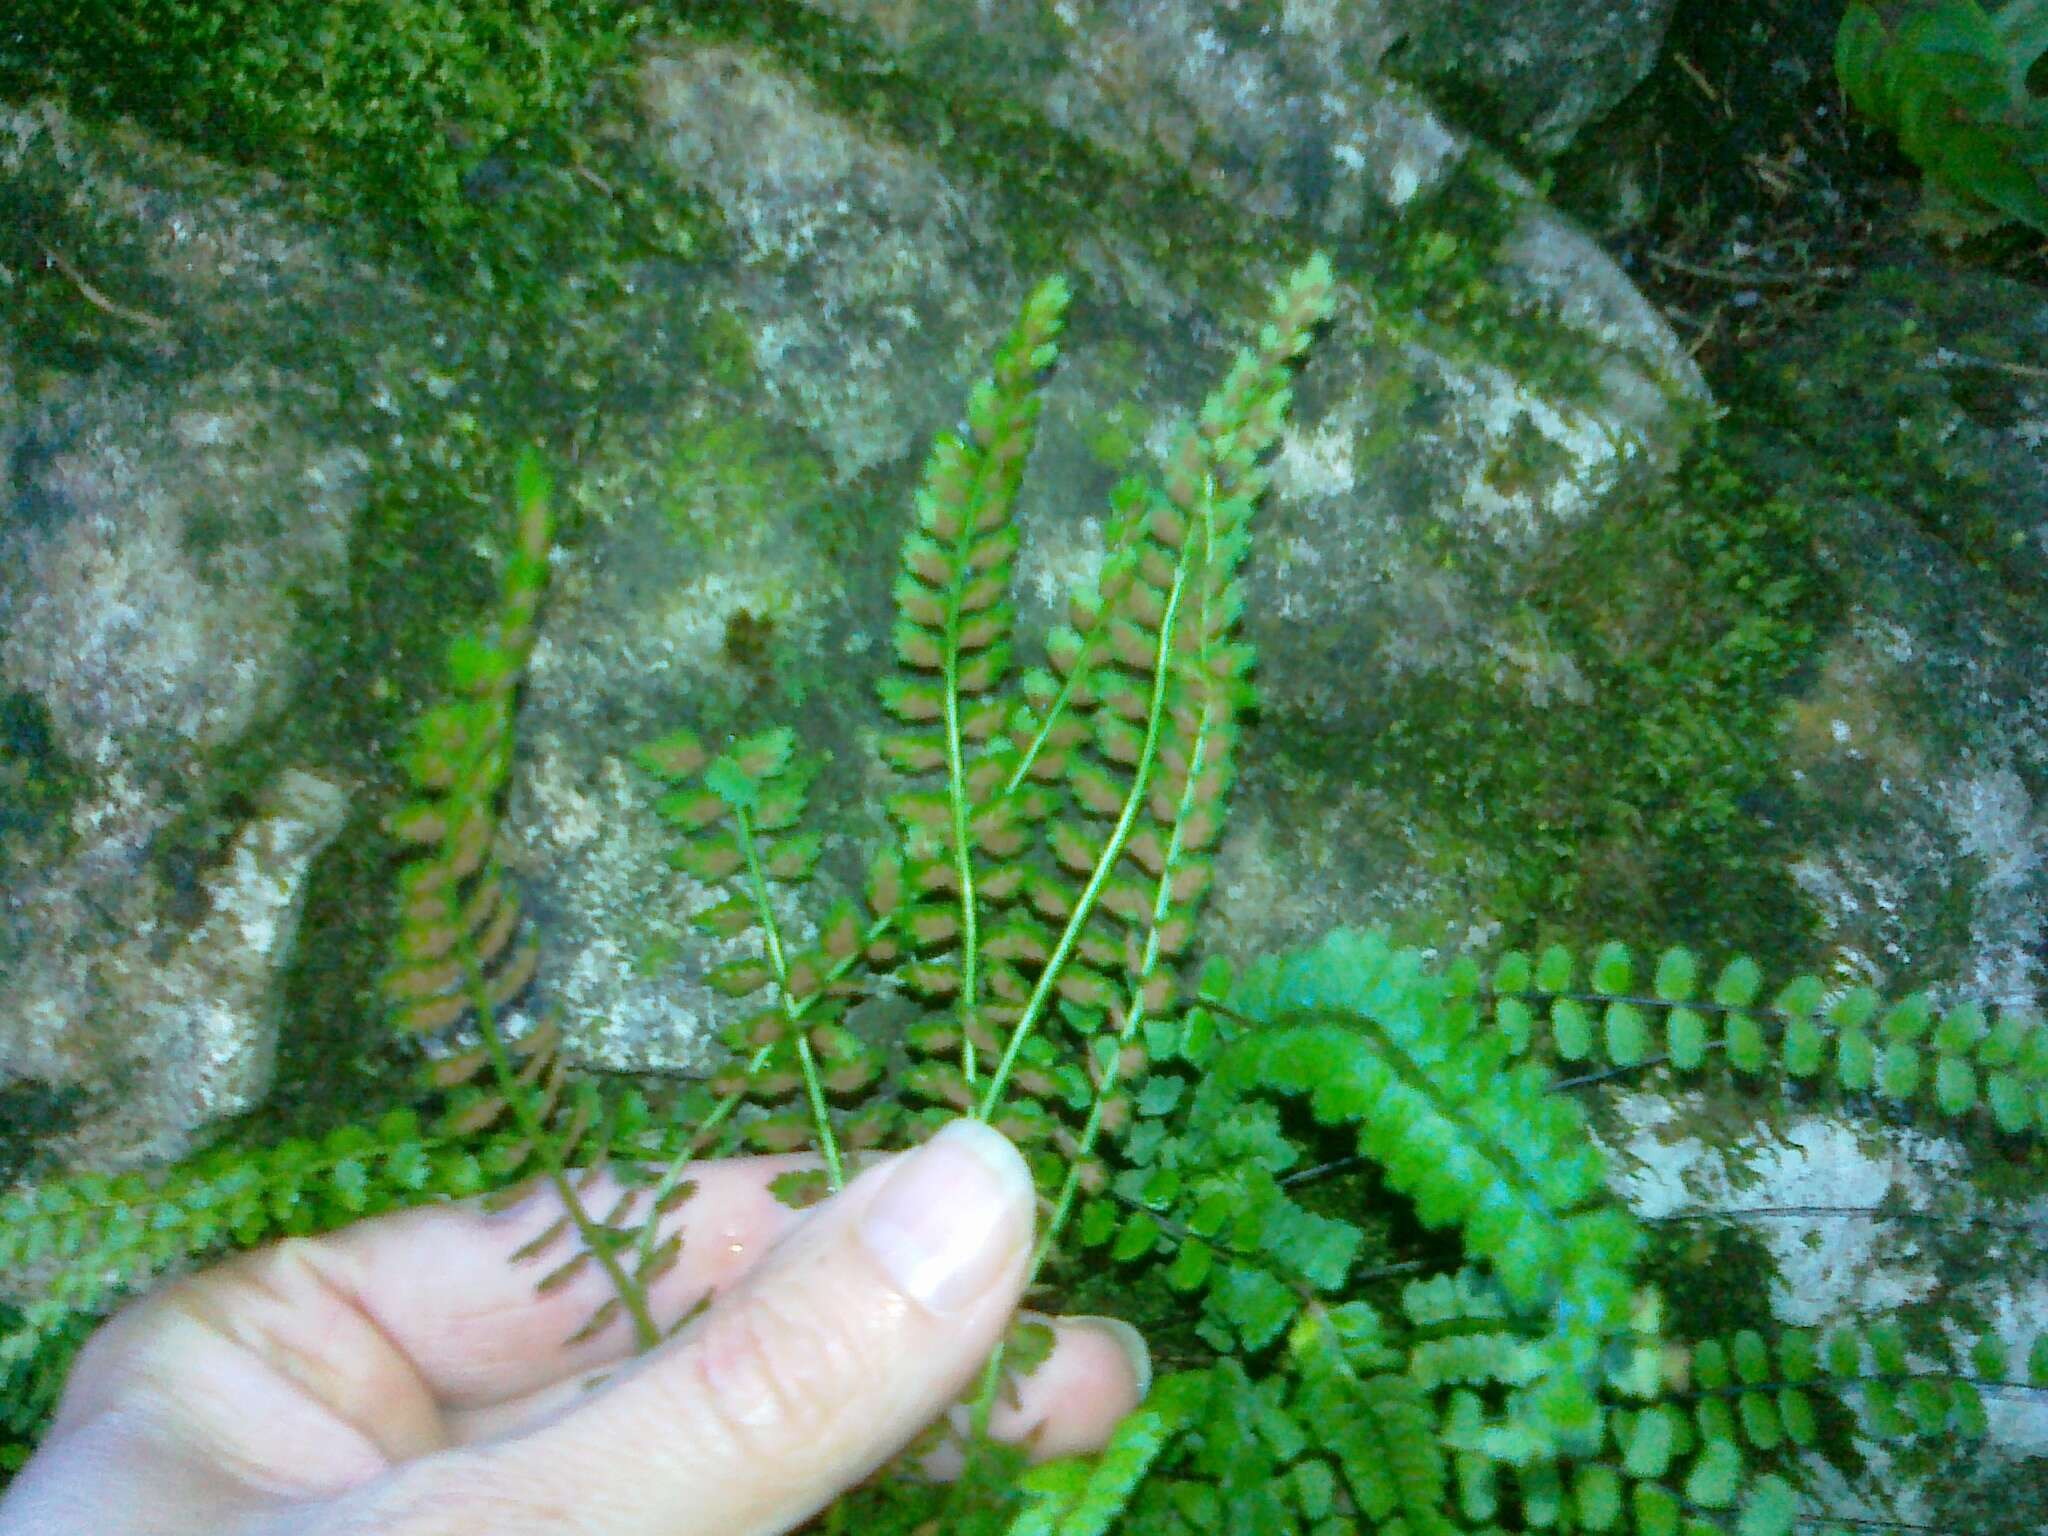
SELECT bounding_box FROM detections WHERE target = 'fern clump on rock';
[4,251,2046,1536]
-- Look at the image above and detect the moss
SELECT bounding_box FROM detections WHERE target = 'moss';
[644,412,902,717]
[657,0,1635,490]
[1364,158,1613,409]
[0,0,659,275]
[1323,419,1834,979]
[0,692,81,860]
[0,134,183,385]
[1739,263,2043,617]
[660,415,831,548]
[686,304,761,395]
[0,1081,85,1188]
[667,0,1398,360]
[1084,400,1149,470]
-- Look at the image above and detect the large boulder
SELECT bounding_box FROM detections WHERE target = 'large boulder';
[1737,247,2046,1014]
[801,0,1679,176]
[507,32,1707,1072]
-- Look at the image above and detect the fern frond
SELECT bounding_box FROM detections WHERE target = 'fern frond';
[1186,928,1650,1464]
[1480,941,2048,1137]
[0,1109,501,1434]
[878,274,1070,1096]
[382,448,669,1350]
[1003,1371,1208,1536]
[383,445,551,1051]
[975,255,1337,1198]
[1291,1299,1455,1535]
[636,725,896,1187]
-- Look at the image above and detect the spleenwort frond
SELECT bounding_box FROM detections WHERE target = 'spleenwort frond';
[1057,923,2047,1535]
[0,1108,502,1445]
[1290,1298,1456,1536]
[1186,928,1650,1463]
[1001,256,1339,1250]
[1002,1371,1210,1536]
[907,254,1338,1516]
[635,724,889,1194]
[880,273,1071,1099]
[383,445,549,1093]
[382,447,671,1351]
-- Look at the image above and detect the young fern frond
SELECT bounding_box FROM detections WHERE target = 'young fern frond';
[383,448,668,1351]
[636,725,889,1193]
[1002,1371,1210,1536]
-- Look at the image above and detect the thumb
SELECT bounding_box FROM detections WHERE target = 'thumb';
[354,1119,1036,1536]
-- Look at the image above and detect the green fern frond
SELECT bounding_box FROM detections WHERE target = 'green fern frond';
[0,1109,503,1439]
[1290,1299,1455,1535]
[381,447,678,1351]
[1005,1371,1209,1536]
[1479,940,2048,1136]
[875,272,1071,1112]
[1190,928,1649,1463]
[972,255,1337,1209]
[901,255,1337,1522]
[383,444,551,1055]
[637,725,891,1187]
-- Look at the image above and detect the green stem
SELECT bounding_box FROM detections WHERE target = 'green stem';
[736,804,844,1190]
[942,643,982,1089]
[973,549,1191,1124]
[470,966,661,1353]
[946,1345,1011,1524]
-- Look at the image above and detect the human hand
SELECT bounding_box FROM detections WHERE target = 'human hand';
[0,1120,1149,1535]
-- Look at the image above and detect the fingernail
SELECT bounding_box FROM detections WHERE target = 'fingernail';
[859,1120,1033,1314]
[1073,1315,1153,1403]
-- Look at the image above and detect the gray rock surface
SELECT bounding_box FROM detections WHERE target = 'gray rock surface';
[803,0,1677,178]
[1374,0,1681,157]
[1592,249,2048,1519]
[1748,253,2047,1017]
[2,100,384,1166]
[508,33,1707,1073]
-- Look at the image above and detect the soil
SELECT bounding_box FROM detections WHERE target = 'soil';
[1550,0,2047,399]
